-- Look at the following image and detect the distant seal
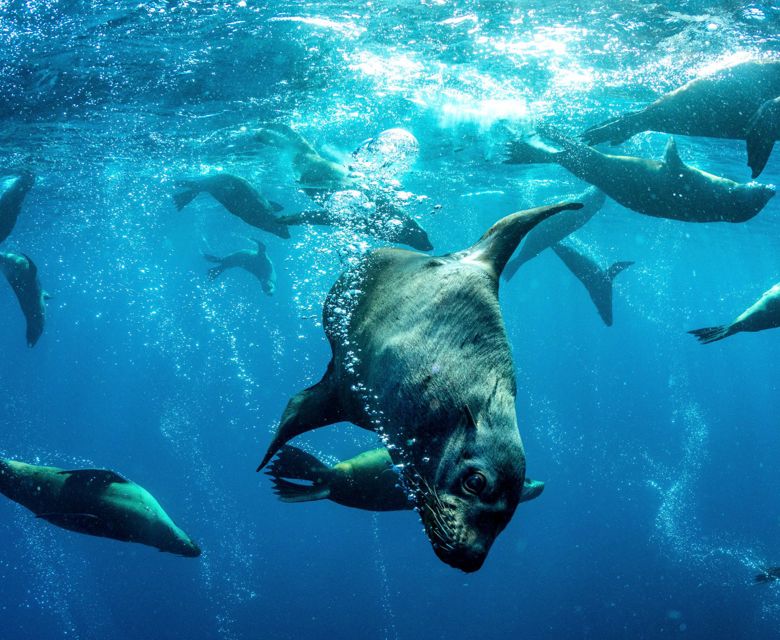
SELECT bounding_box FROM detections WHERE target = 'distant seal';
[505,132,774,223]
[689,281,780,344]
[173,174,290,239]
[581,61,780,177]
[0,170,35,244]
[552,239,633,327]
[267,445,545,512]
[204,239,276,296]
[0,458,200,557]
[0,251,49,347]
[755,567,780,584]
[257,200,582,572]
[504,187,606,281]
[279,191,433,251]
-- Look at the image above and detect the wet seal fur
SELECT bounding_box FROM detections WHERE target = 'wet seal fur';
[0,170,34,245]
[257,200,582,572]
[0,251,49,346]
[204,238,276,296]
[0,458,200,556]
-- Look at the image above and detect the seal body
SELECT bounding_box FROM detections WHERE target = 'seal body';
[506,134,774,223]
[204,239,276,295]
[689,282,780,344]
[267,445,545,512]
[582,61,780,177]
[173,174,290,239]
[0,251,48,346]
[0,171,35,244]
[0,458,200,557]
[258,200,582,572]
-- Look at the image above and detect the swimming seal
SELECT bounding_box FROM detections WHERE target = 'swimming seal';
[204,238,276,296]
[0,170,35,244]
[689,281,780,344]
[755,567,780,584]
[581,61,780,177]
[505,131,774,223]
[267,445,545,512]
[173,174,290,239]
[552,239,633,327]
[279,191,433,251]
[0,458,200,557]
[0,251,49,346]
[503,186,605,281]
[257,200,582,572]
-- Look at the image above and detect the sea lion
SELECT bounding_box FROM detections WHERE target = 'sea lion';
[0,170,35,244]
[689,281,780,344]
[581,61,780,177]
[279,191,433,251]
[0,458,200,557]
[505,132,774,223]
[504,187,606,281]
[0,251,49,347]
[203,238,276,296]
[257,200,582,572]
[552,239,633,327]
[266,445,545,512]
[755,567,780,584]
[173,174,290,239]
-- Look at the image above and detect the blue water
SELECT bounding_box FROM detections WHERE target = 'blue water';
[1,2,780,639]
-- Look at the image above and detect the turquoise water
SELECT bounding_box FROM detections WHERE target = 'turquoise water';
[1,2,779,639]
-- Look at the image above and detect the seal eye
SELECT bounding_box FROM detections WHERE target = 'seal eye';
[463,472,486,495]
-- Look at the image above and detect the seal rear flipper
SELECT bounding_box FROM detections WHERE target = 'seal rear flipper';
[257,369,344,470]
[746,98,780,178]
[464,201,583,280]
[173,189,199,211]
[267,445,329,482]
[268,477,331,503]
[688,325,734,344]
[519,478,545,504]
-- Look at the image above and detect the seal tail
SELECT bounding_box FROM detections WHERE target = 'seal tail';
[688,325,734,344]
[265,445,331,503]
[581,110,642,146]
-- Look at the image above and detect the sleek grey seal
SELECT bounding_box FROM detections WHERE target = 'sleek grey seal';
[552,239,633,327]
[257,200,582,572]
[0,170,35,244]
[267,445,544,512]
[0,458,200,557]
[582,61,780,178]
[689,281,780,344]
[279,192,433,251]
[0,251,49,346]
[504,187,605,281]
[505,132,774,223]
[173,174,290,239]
[204,239,276,296]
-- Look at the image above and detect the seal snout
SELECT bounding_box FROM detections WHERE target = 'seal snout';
[433,543,487,573]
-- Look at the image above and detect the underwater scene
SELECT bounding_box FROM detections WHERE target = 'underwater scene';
[1,1,780,638]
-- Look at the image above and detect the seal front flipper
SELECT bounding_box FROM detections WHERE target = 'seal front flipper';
[59,469,129,488]
[462,201,584,279]
[36,512,110,536]
[257,367,344,470]
[746,97,780,178]
[519,478,545,504]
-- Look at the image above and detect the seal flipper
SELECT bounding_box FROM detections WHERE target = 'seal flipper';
[59,469,128,488]
[519,478,544,504]
[663,137,684,170]
[265,446,333,503]
[257,367,344,470]
[462,201,584,280]
[688,325,735,344]
[746,97,780,178]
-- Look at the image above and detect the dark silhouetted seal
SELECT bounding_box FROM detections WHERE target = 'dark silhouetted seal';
[257,200,582,572]
[0,251,49,347]
[505,132,774,223]
[0,458,200,557]
[267,445,545,512]
[689,281,780,344]
[755,567,780,584]
[0,170,35,244]
[173,174,290,239]
[582,61,780,177]
[204,239,276,296]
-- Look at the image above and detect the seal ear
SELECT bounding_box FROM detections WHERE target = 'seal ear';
[462,201,583,279]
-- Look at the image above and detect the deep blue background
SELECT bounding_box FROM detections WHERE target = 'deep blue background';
[1,2,779,639]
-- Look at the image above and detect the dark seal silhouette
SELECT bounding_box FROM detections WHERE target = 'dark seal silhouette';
[0,170,35,244]
[204,239,276,296]
[0,251,49,346]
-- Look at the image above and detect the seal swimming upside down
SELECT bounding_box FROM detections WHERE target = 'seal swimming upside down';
[0,251,49,347]
[0,458,200,556]
[689,281,780,344]
[173,174,290,239]
[204,238,276,296]
[581,60,780,178]
[258,199,582,572]
[267,445,545,512]
[505,131,774,223]
[0,170,35,244]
